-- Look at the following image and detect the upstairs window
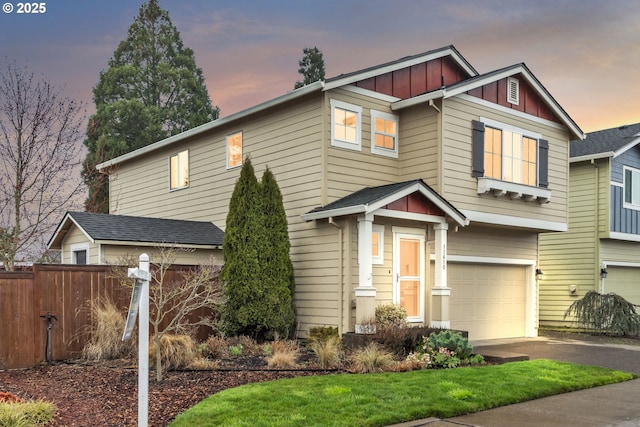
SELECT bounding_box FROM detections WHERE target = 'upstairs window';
[227,132,243,169]
[484,128,538,186]
[624,167,640,207]
[170,150,189,190]
[331,99,362,151]
[371,110,399,158]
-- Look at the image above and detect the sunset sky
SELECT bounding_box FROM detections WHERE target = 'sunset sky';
[1,0,638,134]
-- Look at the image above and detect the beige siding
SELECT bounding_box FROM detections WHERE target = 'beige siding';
[398,104,440,186]
[442,96,570,226]
[61,226,99,264]
[101,246,221,266]
[539,161,601,325]
[448,226,538,259]
[600,240,640,264]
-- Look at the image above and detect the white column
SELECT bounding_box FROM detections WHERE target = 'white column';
[431,223,450,329]
[355,214,376,333]
[433,223,448,288]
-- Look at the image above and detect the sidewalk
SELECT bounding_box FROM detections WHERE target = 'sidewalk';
[388,333,640,427]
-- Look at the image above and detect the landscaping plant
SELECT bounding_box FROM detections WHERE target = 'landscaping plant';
[565,290,640,336]
[148,334,197,371]
[0,394,57,427]
[266,339,300,369]
[81,297,135,361]
[375,303,408,328]
[348,342,395,373]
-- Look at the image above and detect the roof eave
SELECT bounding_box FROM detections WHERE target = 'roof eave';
[570,152,614,163]
[97,80,325,170]
[47,213,95,249]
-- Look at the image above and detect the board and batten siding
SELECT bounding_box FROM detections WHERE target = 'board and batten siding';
[441,96,570,226]
[539,161,602,325]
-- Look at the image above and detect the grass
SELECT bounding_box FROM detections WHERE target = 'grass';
[170,359,635,427]
[0,400,57,427]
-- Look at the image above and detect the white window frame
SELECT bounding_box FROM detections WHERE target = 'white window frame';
[330,99,362,151]
[169,149,189,190]
[624,166,640,210]
[226,131,243,169]
[70,243,89,265]
[507,77,520,105]
[372,224,385,265]
[370,110,399,158]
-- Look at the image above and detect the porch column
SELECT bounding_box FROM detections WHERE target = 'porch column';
[431,222,451,329]
[355,214,376,334]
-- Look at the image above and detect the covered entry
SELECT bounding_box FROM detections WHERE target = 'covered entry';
[448,261,530,340]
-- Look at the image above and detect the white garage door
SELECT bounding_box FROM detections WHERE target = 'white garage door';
[449,263,526,340]
[605,267,640,305]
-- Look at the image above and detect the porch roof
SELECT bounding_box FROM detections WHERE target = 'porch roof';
[301,179,468,226]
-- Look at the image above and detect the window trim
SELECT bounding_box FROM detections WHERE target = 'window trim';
[372,224,385,265]
[623,166,640,210]
[330,99,362,151]
[226,131,243,169]
[370,110,399,158]
[169,149,189,191]
[70,243,89,265]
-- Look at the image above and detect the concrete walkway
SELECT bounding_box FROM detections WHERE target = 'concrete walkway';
[388,333,640,427]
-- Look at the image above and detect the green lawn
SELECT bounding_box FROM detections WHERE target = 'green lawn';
[170,359,635,427]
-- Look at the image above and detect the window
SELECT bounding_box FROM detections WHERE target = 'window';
[227,132,243,169]
[624,167,640,207]
[371,110,399,158]
[71,244,88,265]
[507,77,519,105]
[372,225,384,265]
[331,99,362,150]
[169,150,189,190]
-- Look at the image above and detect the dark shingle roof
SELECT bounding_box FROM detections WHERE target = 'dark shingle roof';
[54,212,224,247]
[571,123,640,158]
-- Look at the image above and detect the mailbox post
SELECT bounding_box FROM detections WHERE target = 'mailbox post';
[123,254,150,427]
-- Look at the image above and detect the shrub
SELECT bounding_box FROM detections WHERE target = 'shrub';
[149,334,197,371]
[374,325,426,357]
[0,399,57,427]
[308,335,343,369]
[307,326,339,344]
[82,297,135,361]
[348,342,394,373]
[425,330,474,359]
[375,303,407,328]
[266,339,299,368]
[200,335,230,359]
[228,336,263,356]
[565,291,640,336]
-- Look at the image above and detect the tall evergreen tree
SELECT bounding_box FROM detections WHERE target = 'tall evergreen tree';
[82,0,219,213]
[260,167,296,337]
[294,46,325,89]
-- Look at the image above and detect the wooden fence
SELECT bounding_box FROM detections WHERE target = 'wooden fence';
[0,264,213,370]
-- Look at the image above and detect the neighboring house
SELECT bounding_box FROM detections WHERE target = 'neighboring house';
[67,45,583,340]
[48,211,224,265]
[539,123,640,327]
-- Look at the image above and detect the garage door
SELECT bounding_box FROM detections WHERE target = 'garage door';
[448,263,526,340]
[605,267,640,305]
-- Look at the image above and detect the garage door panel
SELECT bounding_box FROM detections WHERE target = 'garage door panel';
[449,264,526,340]
[605,267,640,305]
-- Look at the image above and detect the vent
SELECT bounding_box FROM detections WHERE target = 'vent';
[507,77,519,105]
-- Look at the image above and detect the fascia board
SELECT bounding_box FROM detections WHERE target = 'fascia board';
[47,214,95,249]
[391,90,445,111]
[300,205,367,221]
[97,81,325,170]
[613,136,640,158]
[96,240,220,250]
[570,152,614,163]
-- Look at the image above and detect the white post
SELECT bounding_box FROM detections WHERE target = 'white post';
[138,253,149,427]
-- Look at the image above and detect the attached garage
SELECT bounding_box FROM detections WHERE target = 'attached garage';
[448,263,529,340]
[604,266,640,305]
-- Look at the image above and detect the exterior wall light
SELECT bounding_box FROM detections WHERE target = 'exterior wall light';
[535,268,543,280]
[600,268,608,279]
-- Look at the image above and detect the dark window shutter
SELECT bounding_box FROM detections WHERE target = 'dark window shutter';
[472,120,485,177]
[538,139,549,188]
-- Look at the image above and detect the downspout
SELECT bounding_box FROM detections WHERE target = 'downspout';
[591,159,603,293]
[328,217,344,334]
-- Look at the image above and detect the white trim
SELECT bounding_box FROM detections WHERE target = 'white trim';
[375,208,446,224]
[340,85,400,103]
[608,232,640,243]
[461,209,567,232]
[477,178,551,203]
[603,261,640,268]
[70,243,89,265]
[301,205,367,221]
[430,320,451,329]
[370,109,399,158]
[330,99,362,151]
[480,117,542,140]
[169,149,189,191]
[97,81,324,170]
[507,77,520,105]
[571,152,614,163]
[226,131,243,169]
[391,90,445,111]
[612,136,640,158]
[439,255,536,266]
[431,287,451,296]
[612,181,624,188]
[354,287,377,297]
[372,224,384,265]
[459,94,568,132]
[623,165,640,209]
[392,227,426,323]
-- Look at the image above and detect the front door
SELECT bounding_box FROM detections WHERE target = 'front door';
[393,228,425,322]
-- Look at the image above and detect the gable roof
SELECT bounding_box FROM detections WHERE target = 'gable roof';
[301,179,468,227]
[392,63,584,141]
[570,123,640,161]
[48,212,224,249]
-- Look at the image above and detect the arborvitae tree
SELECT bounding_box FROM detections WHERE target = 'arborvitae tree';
[260,168,296,337]
[82,0,219,213]
[294,46,325,89]
[221,158,267,337]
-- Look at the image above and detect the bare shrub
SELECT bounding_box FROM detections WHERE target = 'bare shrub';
[348,342,394,373]
[308,335,343,369]
[187,358,220,370]
[201,335,230,359]
[148,334,197,371]
[228,336,263,356]
[82,297,135,361]
[266,339,299,369]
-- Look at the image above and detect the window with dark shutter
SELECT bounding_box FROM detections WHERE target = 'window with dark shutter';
[472,120,485,177]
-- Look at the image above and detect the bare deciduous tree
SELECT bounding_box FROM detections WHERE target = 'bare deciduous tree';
[0,61,85,269]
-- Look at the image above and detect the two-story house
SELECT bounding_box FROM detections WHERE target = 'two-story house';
[49,45,584,340]
[539,123,640,327]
